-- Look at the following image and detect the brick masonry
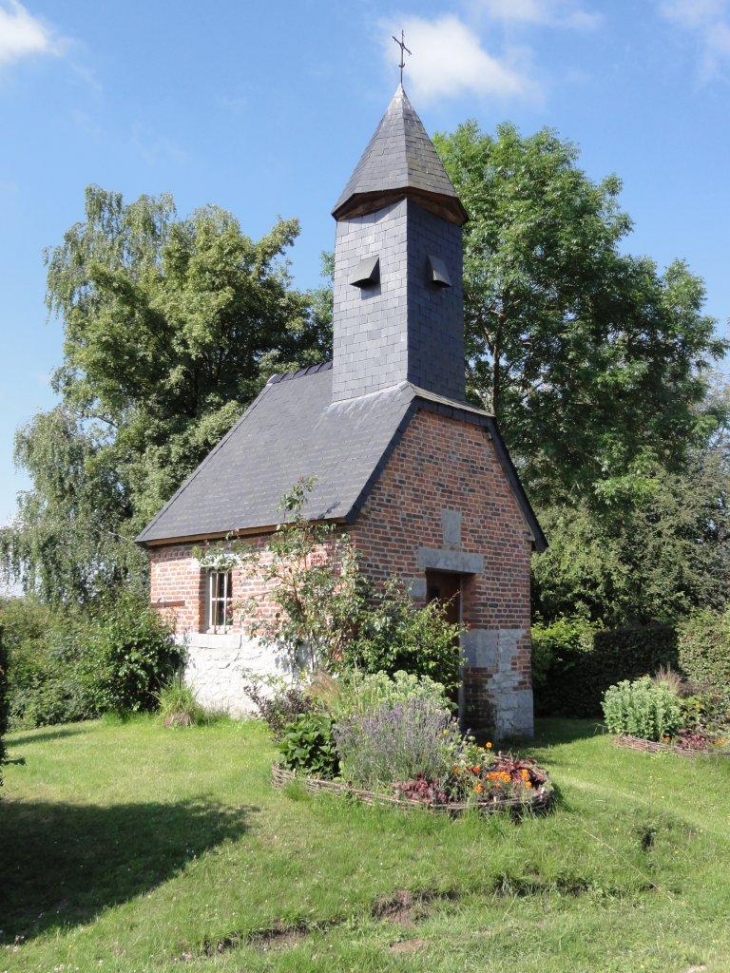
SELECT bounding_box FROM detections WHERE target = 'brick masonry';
[149,404,535,738]
[349,406,534,738]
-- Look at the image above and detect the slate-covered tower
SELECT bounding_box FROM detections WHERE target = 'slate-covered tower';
[331,86,468,404]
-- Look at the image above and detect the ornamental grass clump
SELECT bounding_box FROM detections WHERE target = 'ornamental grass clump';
[602,676,682,742]
[333,695,461,789]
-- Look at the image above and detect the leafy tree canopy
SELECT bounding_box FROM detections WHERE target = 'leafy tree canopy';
[2,187,330,603]
[434,122,728,504]
[532,438,730,627]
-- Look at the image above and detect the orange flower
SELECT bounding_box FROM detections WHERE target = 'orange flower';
[474,783,484,794]
[485,742,493,750]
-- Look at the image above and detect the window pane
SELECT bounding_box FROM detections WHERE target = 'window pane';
[214,572,225,599]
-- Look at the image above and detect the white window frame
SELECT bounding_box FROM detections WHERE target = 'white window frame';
[207,570,233,632]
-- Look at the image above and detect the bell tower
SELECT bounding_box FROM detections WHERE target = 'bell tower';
[331,86,468,404]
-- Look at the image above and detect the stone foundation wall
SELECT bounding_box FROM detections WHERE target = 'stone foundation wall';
[182,632,296,717]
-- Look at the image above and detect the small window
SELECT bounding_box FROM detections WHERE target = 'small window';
[208,570,233,631]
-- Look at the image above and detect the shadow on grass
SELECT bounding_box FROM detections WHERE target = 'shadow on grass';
[6,725,92,748]
[533,718,607,747]
[0,798,254,943]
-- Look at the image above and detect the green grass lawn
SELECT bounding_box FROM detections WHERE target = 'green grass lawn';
[2,716,730,973]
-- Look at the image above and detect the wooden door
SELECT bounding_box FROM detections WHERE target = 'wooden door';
[425,570,462,625]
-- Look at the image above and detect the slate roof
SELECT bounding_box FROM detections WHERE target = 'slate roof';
[136,363,411,544]
[332,85,467,225]
[136,363,547,551]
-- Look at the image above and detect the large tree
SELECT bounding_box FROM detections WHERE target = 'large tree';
[434,122,727,504]
[532,436,730,627]
[2,187,329,603]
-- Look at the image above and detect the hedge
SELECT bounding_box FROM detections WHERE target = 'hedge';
[677,610,730,691]
[0,625,8,788]
[533,620,678,718]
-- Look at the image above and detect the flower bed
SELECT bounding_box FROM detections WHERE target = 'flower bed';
[271,754,554,816]
[615,733,730,758]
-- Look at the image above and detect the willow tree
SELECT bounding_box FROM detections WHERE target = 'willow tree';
[2,187,329,603]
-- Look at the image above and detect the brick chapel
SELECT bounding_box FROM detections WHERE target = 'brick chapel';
[136,85,546,738]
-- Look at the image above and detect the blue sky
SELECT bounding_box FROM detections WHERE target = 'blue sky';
[1,0,729,529]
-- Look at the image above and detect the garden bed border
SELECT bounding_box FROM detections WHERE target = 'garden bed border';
[271,764,553,815]
[615,734,730,758]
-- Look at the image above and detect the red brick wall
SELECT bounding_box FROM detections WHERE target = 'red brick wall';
[351,407,533,631]
[149,535,344,636]
[350,406,534,734]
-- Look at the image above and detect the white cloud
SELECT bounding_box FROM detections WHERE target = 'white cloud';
[0,0,63,68]
[660,0,727,28]
[659,0,730,76]
[471,0,602,30]
[384,15,536,103]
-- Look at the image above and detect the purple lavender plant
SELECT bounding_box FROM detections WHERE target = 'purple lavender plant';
[333,696,461,788]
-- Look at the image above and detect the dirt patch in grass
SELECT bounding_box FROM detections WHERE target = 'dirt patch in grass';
[488,872,649,898]
[372,888,459,926]
[389,938,427,953]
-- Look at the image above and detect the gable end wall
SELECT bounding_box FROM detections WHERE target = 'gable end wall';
[349,407,534,738]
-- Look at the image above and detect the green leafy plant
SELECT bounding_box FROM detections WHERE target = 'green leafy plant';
[602,676,683,741]
[278,711,339,778]
[346,580,463,697]
[325,669,452,722]
[3,594,183,727]
[88,593,183,714]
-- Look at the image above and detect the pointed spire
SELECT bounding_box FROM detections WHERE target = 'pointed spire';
[332,86,467,225]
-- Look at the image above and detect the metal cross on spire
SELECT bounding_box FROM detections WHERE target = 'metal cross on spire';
[392,29,412,85]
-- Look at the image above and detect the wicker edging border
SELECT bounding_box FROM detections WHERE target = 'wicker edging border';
[615,734,730,758]
[271,763,553,815]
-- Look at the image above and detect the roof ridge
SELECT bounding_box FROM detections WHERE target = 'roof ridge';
[266,360,333,386]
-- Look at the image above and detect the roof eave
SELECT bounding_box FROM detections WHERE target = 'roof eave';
[332,187,468,226]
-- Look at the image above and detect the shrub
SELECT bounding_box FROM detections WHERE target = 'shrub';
[333,696,461,788]
[531,616,596,716]
[243,678,315,740]
[2,593,183,726]
[0,624,8,789]
[278,712,339,778]
[5,612,99,727]
[602,677,683,741]
[328,669,452,722]
[346,581,463,697]
[83,593,183,714]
